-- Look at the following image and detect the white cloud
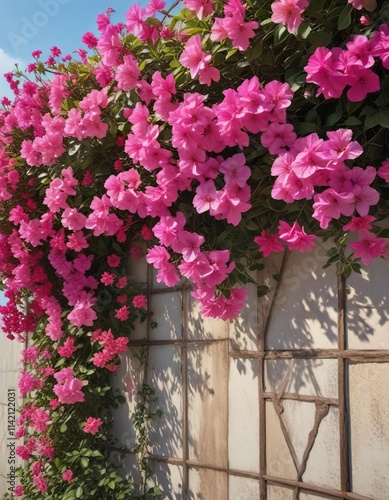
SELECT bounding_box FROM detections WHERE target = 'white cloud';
[0,48,25,99]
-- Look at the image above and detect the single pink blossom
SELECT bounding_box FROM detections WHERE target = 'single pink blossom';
[271,0,309,33]
[349,233,387,265]
[83,417,103,435]
[278,221,317,252]
[115,305,130,321]
[254,231,285,257]
[343,215,375,236]
[57,337,77,358]
[378,159,389,182]
[62,470,73,482]
[132,294,147,309]
[116,276,127,289]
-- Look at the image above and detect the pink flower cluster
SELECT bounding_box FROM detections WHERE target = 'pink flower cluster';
[91,328,129,370]
[255,221,316,256]
[305,33,385,101]
[263,125,388,262]
[53,368,85,404]
[210,0,258,51]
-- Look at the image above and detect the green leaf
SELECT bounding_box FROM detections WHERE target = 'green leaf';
[245,44,262,61]
[375,92,389,107]
[76,487,83,498]
[108,480,116,490]
[338,4,352,30]
[325,112,342,127]
[308,31,332,50]
[365,111,379,130]
[378,109,389,128]
[273,24,288,45]
[90,450,103,458]
[298,21,312,39]
[226,48,238,60]
[344,116,362,126]
[80,457,89,468]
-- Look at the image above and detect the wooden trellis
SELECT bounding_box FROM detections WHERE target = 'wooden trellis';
[112,242,389,499]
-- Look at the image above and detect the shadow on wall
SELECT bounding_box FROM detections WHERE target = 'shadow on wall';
[110,242,389,497]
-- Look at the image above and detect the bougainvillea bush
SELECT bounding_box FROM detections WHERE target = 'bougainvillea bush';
[1,0,389,497]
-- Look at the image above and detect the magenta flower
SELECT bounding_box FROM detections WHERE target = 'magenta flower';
[261,123,297,155]
[193,181,219,214]
[278,221,317,252]
[83,417,103,435]
[115,305,130,321]
[100,272,115,286]
[271,0,308,33]
[254,231,285,257]
[62,469,74,482]
[179,36,220,85]
[132,294,147,309]
[57,337,77,358]
[115,55,141,91]
[305,47,349,99]
[378,159,389,182]
[346,66,380,102]
[343,215,375,236]
[223,14,258,51]
[53,368,85,405]
[349,233,387,265]
[184,0,214,19]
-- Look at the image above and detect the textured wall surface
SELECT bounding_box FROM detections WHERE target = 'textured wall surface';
[111,243,389,499]
[0,335,24,497]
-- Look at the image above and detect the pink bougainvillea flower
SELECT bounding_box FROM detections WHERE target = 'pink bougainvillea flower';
[377,159,389,182]
[83,417,103,435]
[57,337,77,358]
[141,224,154,240]
[132,294,147,309]
[53,368,85,404]
[96,25,122,66]
[305,47,349,99]
[33,473,48,494]
[261,122,297,155]
[193,180,219,214]
[278,221,317,252]
[172,230,204,262]
[15,485,24,497]
[62,470,74,482]
[30,408,51,434]
[351,184,380,216]
[219,153,251,187]
[323,129,363,166]
[271,0,309,33]
[107,254,121,267]
[115,54,141,91]
[254,231,285,257]
[346,66,380,102]
[348,0,377,11]
[101,272,116,286]
[179,36,220,85]
[116,276,127,289]
[343,215,375,236]
[223,14,258,51]
[349,233,387,265]
[184,0,214,19]
[115,305,130,320]
[312,189,354,229]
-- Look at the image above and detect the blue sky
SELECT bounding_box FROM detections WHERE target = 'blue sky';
[0,0,151,305]
[0,0,149,98]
